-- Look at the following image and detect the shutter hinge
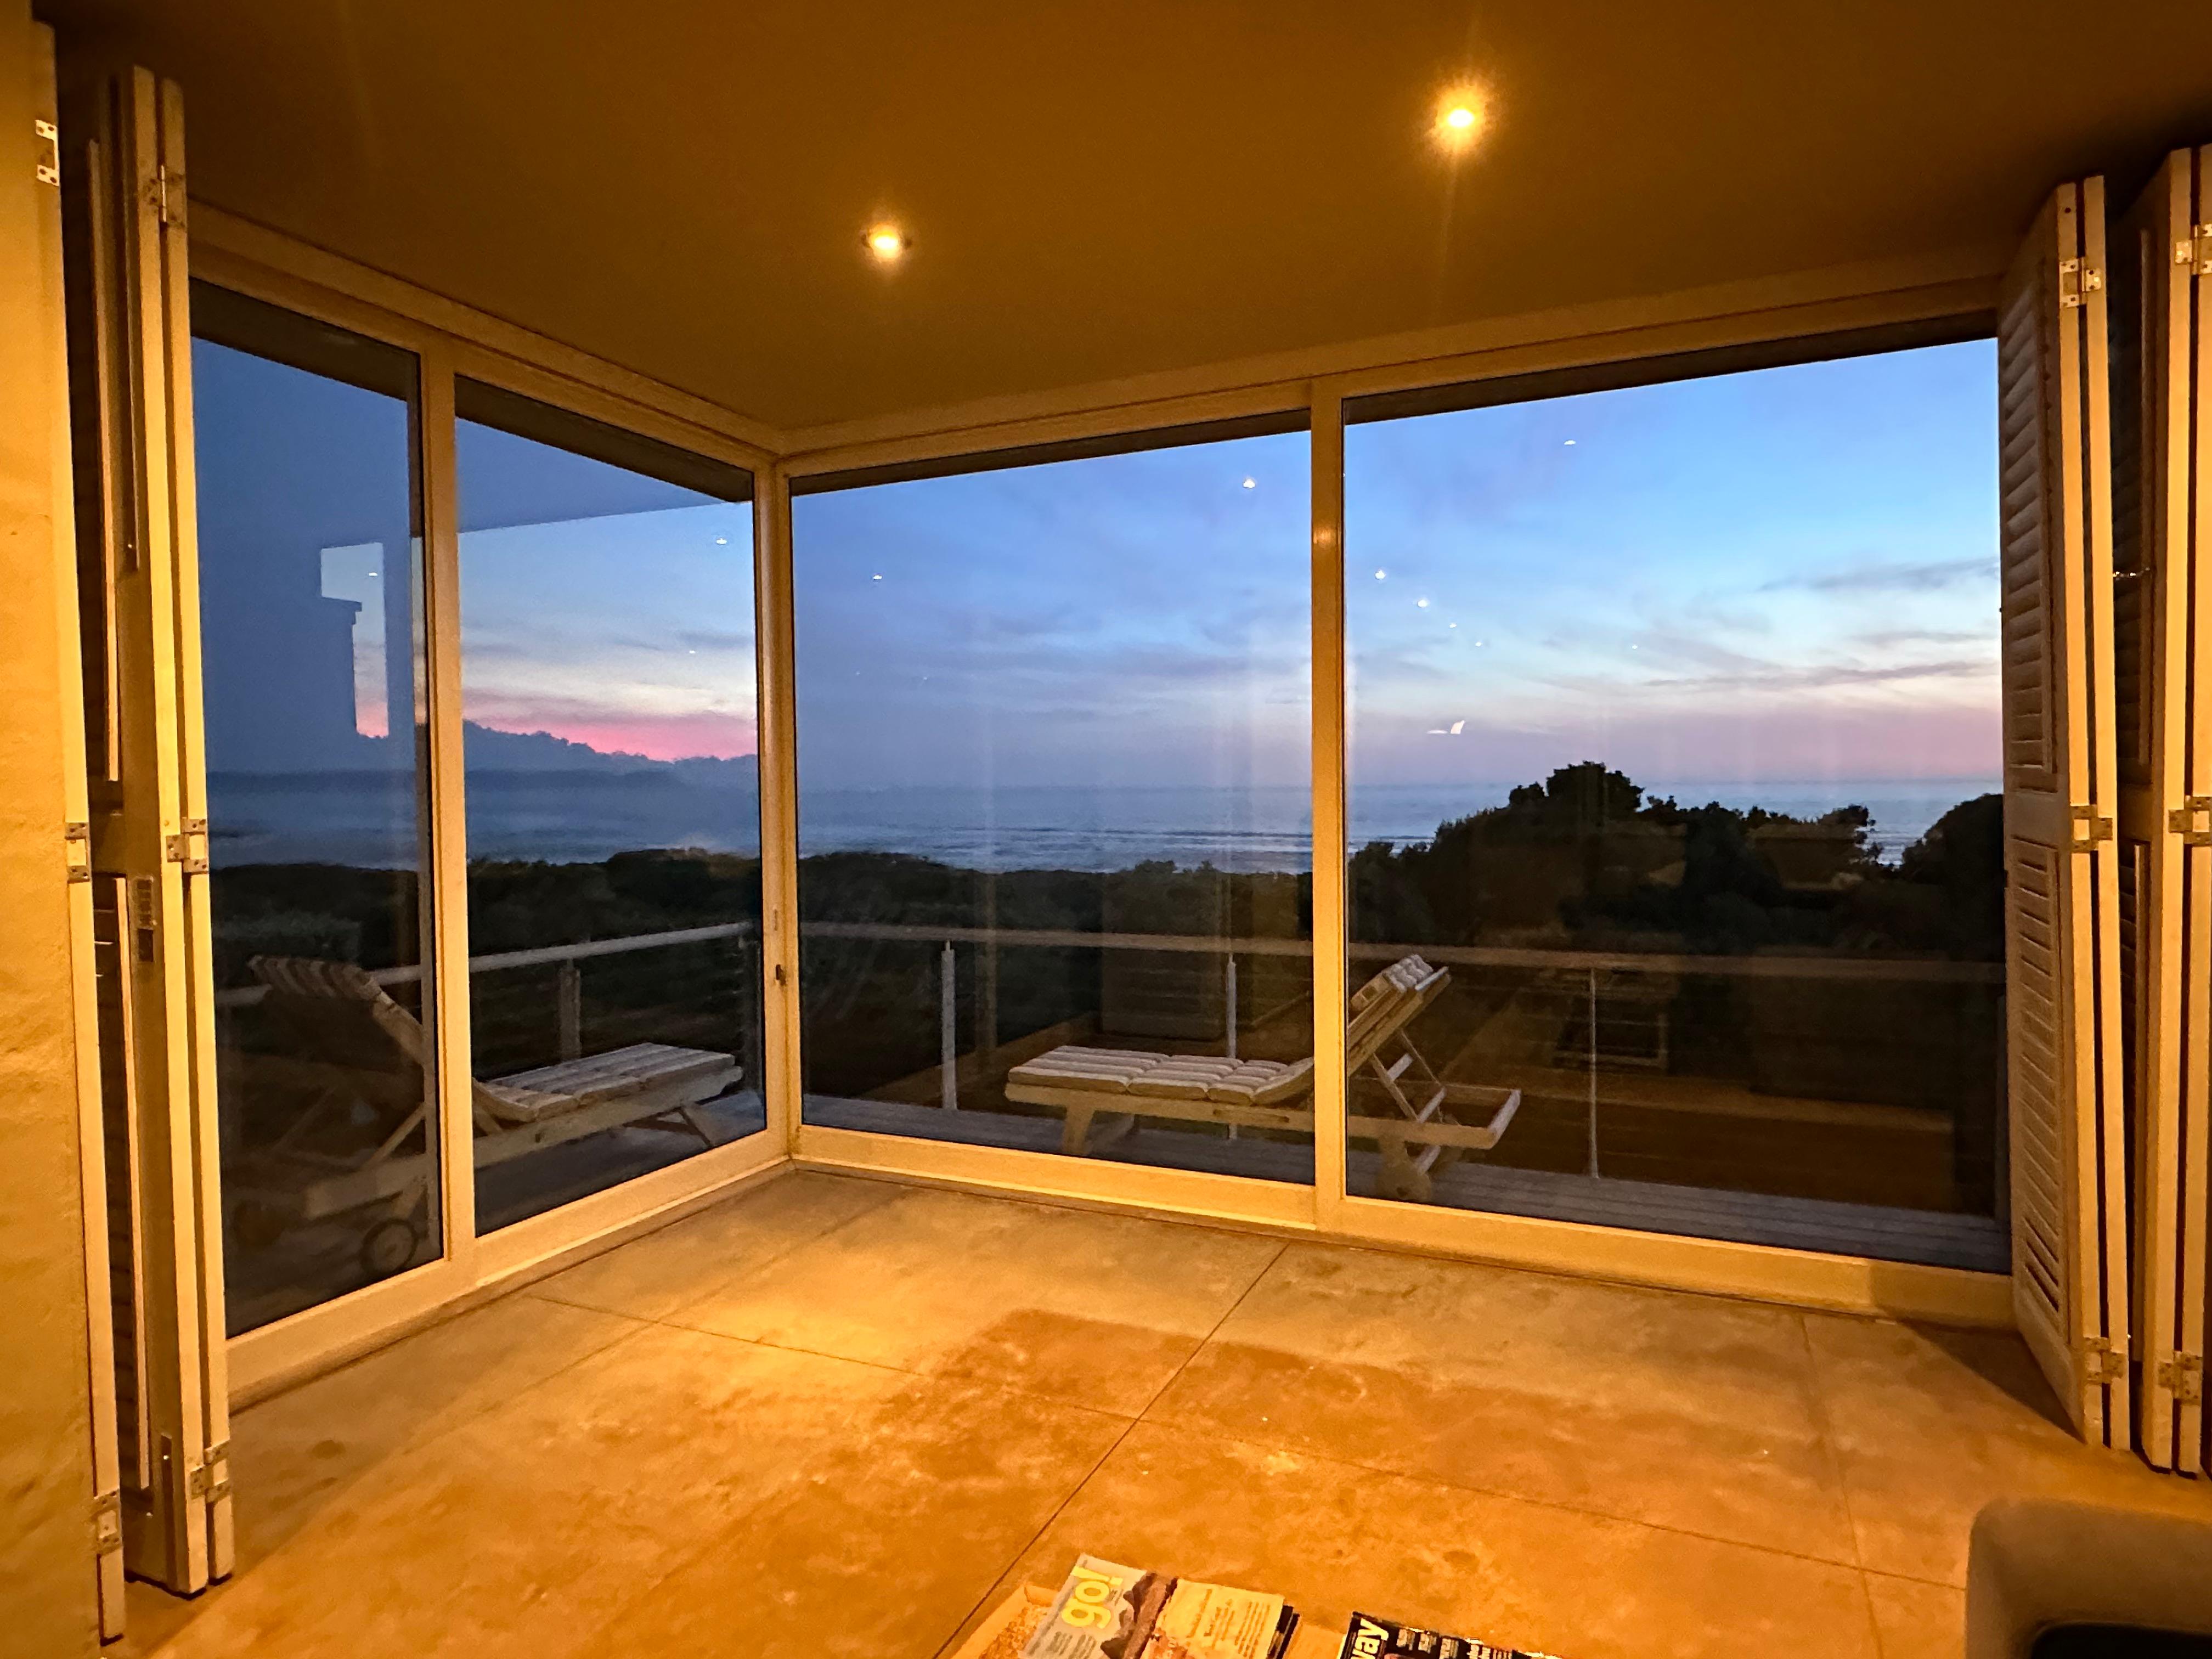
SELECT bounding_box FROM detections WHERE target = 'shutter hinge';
[33,117,58,187]
[2179,227,2212,276]
[165,817,209,874]
[2155,1351,2205,1404]
[2068,804,2115,850]
[2081,1336,2128,1385]
[2059,257,2104,308]
[64,821,92,883]
[183,1440,230,1503]
[150,162,185,230]
[91,1489,122,1557]
[2172,797,2212,847]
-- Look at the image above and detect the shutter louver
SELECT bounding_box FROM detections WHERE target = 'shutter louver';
[1999,179,2133,1448]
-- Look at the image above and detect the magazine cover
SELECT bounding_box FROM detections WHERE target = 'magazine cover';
[1021,1556,1170,1659]
[1138,1579,1289,1659]
[1338,1611,1562,1659]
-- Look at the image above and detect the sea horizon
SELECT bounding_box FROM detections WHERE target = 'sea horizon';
[206,772,2002,875]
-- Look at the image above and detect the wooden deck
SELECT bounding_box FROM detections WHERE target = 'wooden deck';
[802,1094,2008,1273]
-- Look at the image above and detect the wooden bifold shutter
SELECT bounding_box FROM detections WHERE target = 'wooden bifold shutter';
[2113,148,2212,1474]
[1998,177,2133,1448]
[62,62,234,1595]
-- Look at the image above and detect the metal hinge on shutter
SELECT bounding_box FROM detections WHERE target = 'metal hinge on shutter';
[64,821,92,883]
[183,1440,230,1503]
[2069,804,2115,849]
[2179,227,2212,276]
[2173,797,2212,847]
[34,117,58,186]
[91,1489,122,1558]
[149,161,184,229]
[165,817,208,874]
[2081,1336,2128,1385]
[2059,257,2104,308]
[2155,1351,2205,1404]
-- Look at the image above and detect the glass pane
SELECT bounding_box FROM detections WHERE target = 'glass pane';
[1343,340,2007,1269]
[794,430,1313,1182]
[456,383,763,1233]
[191,285,439,1331]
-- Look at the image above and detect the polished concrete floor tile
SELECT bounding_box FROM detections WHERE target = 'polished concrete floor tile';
[530,1171,904,1321]
[673,1186,1284,1414]
[1864,1571,1966,1659]
[140,1325,931,1659]
[234,1290,646,1564]
[589,1374,1127,1658]
[1804,1314,2212,1588]
[1146,1242,1858,1564]
[970,1420,1881,1659]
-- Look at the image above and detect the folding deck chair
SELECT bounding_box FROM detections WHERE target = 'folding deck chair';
[230,955,741,1276]
[1005,953,1519,1201]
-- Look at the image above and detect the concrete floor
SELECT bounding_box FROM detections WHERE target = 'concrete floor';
[124,1170,2212,1659]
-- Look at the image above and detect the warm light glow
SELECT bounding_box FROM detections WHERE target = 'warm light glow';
[865,224,907,262]
[1434,89,1487,150]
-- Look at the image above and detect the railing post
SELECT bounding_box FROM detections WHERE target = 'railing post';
[1585,967,1600,1179]
[557,957,582,1061]
[940,941,958,1111]
[1224,953,1239,1060]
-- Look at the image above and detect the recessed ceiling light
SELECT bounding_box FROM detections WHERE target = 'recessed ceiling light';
[1435,89,1487,150]
[1242,477,1256,489]
[865,223,907,262]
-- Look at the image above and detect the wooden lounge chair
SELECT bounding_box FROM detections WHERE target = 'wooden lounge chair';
[229,955,740,1275]
[1005,953,1520,1201]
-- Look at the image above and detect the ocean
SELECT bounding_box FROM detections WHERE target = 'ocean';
[207,773,2000,874]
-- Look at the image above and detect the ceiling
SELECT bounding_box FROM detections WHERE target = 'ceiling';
[47,1,2212,433]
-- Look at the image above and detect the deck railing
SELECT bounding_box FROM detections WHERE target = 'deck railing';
[217,916,2001,1167]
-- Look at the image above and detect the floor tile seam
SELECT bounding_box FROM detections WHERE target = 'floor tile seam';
[926,1407,1153,1659]
[1128,1239,1291,1421]
[1848,1566,1891,1659]
[633,1314,1142,1425]
[923,1243,1294,1659]
[1793,1308,1874,1573]
[520,1176,911,1327]
[1861,1564,1972,1594]
[1128,1409,1871,1576]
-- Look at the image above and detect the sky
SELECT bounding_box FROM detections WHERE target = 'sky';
[196,334,1999,799]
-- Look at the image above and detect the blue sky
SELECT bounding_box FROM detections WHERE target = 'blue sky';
[199,336,1998,796]
[1346,339,2000,787]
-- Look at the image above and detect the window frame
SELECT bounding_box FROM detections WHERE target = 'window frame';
[190,210,2015,1403]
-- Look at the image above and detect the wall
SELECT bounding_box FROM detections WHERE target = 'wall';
[0,2,98,1650]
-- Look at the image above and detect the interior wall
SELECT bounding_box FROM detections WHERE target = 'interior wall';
[0,2,98,1651]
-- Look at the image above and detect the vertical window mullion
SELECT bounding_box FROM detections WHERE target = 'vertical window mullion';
[1310,386,1350,1228]
[416,341,478,1282]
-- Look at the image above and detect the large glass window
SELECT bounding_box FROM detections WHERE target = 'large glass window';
[456,382,764,1232]
[192,285,439,1331]
[793,426,1314,1182]
[1342,339,2007,1269]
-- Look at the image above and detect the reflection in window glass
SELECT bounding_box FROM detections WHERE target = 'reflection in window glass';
[1344,341,2007,1269]
[457,385,763,1232]
[794,431,1314,1181]
[191,285,439,1331]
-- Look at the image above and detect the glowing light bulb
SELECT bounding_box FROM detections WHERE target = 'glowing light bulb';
[1242,477,1256,489]
[865,224,907,262]
[1435,91,1488,150]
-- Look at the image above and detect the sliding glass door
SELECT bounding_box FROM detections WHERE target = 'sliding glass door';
[1340,339,2008,1268]
[191,285,440,1331]
[455,382,766,1232]
[792,425,1316,1182]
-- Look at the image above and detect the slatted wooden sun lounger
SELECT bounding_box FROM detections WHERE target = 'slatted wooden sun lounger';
[1005,953,1520,1201]
[229,955,740,1274]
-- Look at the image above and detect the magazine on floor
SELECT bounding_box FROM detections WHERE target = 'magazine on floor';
[1338,1611,1561,1659]
[1019,1562,1295,1659]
